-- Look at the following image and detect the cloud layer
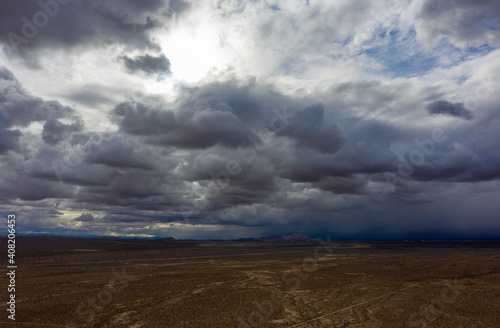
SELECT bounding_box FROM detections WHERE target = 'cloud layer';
[0,0,500,240]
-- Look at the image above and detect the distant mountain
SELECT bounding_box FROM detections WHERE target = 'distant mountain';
[258,233,317,242]
[282,233,317,241]
[99,236,127,240]
[99,236,176,241]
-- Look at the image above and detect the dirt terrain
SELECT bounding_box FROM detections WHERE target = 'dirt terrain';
[1,236,499,327]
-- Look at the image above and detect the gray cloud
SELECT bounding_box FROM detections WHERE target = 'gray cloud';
[4,175,74,201]
[0,0,176,63]
[85,134,156,170]
[61,85,116,108]
[120,53,172,80]
[315,176,370,195]
[1,1,500,240]
[277,104,344,153]
[0,66,82,153]
[418,0,500,47]
[0,128,22,154]
[278,143,396,184]
[75,212,94,222]
[111,101,176,135]
[1,71,494,224]
[110,80,296,149]
[42,118,84,145]
[427,100,473,120]
[0,67,76,128]
[29,145,117,186]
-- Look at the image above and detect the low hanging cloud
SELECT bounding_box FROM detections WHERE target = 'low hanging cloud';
[85,134,156,170]
[314,176,370,195]
[277,105,344,154]
[111,101,254,149]
[427,100,473,120]
[120,53,172,80]
[109,80,309,150]
[74,212,94,222]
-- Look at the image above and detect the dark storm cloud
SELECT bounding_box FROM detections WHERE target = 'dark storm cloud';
[4,176,74,201]
[177,147,251,182]
[110,80,333,151]
[0,1,499,241]
[111,101,176,135]
[28,146,117,186]
[120,53,172,80]
[104,80,363,209]
[427,100,473,120]
[42,118,84,145]
[278,142,397,183]
[98,80,352,211]
[109,172,166,198]
[85,134,156,170]
[111,100,253,148]
[161,108,254,149]
[0,128,22,154]
[409,134,500,183]
[71,169,186,211]
[409,148,481,182]
[315,176,369,195]
[105,79,446,206]
[175,79,290,124]
[74,212,94,222]
[0,66,81,152]
[1,67,500,237]
[183,154,278,207]
[0,67,77,128]
[0,0,174,63]
[38,161,117,186]
[277,104,344,153]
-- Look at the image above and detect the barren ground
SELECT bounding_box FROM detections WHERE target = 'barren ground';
[1,236,499,327]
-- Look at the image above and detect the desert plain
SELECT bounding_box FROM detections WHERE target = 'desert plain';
[1,236,499,327]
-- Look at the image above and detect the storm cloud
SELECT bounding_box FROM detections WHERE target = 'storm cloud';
[0,0,173,64]
[0,66,81,153]
[120,53,172,80]
[427,100,473,120]
[75,212,94,222]
[1,0,500,240]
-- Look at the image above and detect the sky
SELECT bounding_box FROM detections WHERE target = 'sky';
[0,0,500,240]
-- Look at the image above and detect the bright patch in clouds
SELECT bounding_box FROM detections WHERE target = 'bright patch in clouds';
[160,17,233,83]
[164,28,218,82]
